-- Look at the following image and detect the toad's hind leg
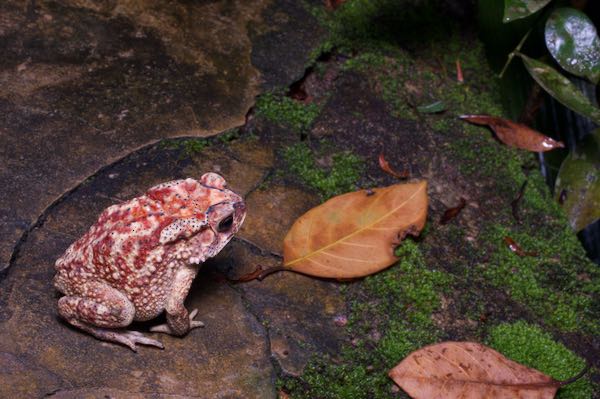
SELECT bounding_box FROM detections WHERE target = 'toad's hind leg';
[57,281,164,351]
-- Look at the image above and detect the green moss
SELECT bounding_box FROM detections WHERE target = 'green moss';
[342,52,388,71]
[182,138,209,155]
[342,50,417,120]
[308,0,451,54]
[436,44,527,191]
[282,360,391,399]
[283,2,600,397]
[218,128,241,143]
[255,92,321,132]
[283,142,363,199]
[521,171,569,223]
[280,241,451,398]
[479,225,600,334]
[159,137,210,158]
[487,321,593,399]
[449,135,526,191]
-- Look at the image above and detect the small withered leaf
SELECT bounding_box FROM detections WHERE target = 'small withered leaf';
[456,59,464,83]
[378,153,409,179]
[504,236,539,257]
[459,114,564,152]
[440,197,466,224]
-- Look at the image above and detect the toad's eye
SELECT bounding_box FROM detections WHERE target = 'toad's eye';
[218,214,234,232]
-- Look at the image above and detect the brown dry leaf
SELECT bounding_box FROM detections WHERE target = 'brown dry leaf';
[459,114,564,152]
[379,153,409,179]
[389,342,562,399]
[456,59,464,83]
[440,197,466,224]
[282,181,428,278]
[504,236,539,257]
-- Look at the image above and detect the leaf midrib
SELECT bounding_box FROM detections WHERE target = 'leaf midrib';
[284,183,425,267]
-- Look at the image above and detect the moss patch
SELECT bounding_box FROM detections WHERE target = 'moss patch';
[157,128,244,159]
[478,219,600,335]
[279,241,452,398]
[255,92,321,132]
[275,1,600,397]
[283,142,363,199]
[487,321,593,399]
[159,137,210,159]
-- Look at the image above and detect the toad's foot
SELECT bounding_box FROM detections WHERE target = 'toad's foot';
[150,308,205,335]
[68,319,164,352]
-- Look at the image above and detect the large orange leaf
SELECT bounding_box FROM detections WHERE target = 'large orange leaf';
[282,181,428,278]
[459,114,564,152]
[389,342,562,399]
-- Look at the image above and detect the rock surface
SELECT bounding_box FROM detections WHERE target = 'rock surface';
[0,1,330,396]
[0,136,347,397]
[0,0,324,272]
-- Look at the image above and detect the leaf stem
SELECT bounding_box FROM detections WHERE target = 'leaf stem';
[257,266,288,281]
[557,363,590,387]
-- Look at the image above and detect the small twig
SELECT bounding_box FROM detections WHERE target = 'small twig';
[434,55,448,78]
[511,180,528,222]
[499,29,532,79]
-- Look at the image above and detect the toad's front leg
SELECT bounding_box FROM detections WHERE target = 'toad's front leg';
[151,265,204,336]
[57,281,164,351]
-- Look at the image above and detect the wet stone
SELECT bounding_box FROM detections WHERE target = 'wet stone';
[0,225,275,398]
[0,131,350,397]
[211,243,347,377]
[0,141,281,398]
[239,184,320,254]
[0,0,323,272]
[241,272,346,377]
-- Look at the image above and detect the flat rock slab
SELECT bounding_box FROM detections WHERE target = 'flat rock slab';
[0,139,346,397]
[0,0,324,271]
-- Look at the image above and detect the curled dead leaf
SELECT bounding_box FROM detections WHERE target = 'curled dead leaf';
[379,153,409,179]
[440,197,466,224]
[459,114,564,152]
[389,342,570,399]
[282,181,428,278]
[456,59,464,83]
[504,236,539,257]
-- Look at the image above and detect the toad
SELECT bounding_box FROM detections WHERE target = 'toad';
[54,173,246,351]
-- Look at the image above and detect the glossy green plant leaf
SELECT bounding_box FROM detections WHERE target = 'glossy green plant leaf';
[503,0,551,23]
[555,129,600,232]
[545,8,600,84]
[417,100,446,114]
[518,54,600,124]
